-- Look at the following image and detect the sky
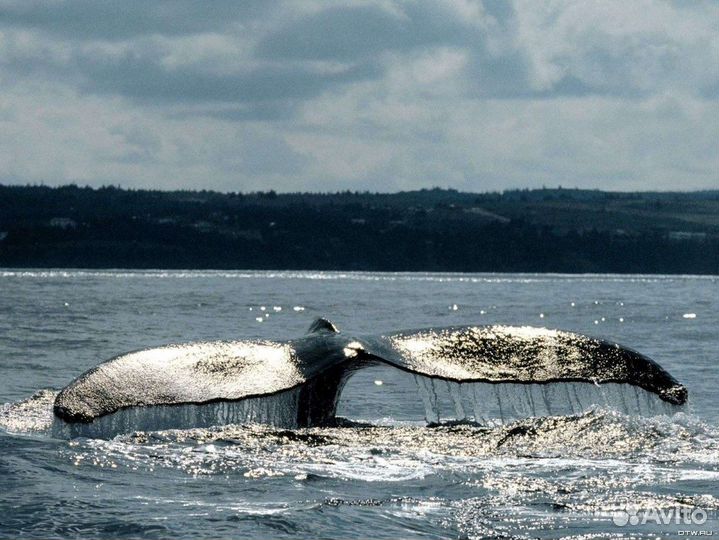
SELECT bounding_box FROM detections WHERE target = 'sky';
[0,0,717,193]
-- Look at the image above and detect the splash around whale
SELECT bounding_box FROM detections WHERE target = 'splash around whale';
[51,318,688,438]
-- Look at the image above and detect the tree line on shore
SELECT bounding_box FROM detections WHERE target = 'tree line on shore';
[1,184,717,274]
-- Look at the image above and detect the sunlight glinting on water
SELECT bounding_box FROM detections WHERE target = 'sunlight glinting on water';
[1,270,716,539]
[1,269,717,283]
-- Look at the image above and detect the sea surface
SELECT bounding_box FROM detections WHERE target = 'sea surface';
[0,269,717,539]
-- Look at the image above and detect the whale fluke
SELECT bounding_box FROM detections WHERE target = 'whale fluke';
[53,319,687,437]
[360,326,687,406]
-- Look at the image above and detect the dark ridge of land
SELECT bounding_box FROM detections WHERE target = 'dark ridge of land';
[0,184,717,274]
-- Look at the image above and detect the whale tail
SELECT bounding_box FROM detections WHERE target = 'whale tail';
[52,320,687,438]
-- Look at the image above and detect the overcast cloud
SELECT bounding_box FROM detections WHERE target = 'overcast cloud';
[0,0,716,192]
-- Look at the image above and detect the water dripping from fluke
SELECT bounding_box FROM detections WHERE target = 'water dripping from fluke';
[1,376,686,440]
[410,376,682,427]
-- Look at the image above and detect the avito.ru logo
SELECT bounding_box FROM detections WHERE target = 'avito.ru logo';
[613,505,709,529]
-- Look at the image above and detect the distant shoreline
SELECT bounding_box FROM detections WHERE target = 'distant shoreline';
[1,268,717,278]
[2,184,717,275]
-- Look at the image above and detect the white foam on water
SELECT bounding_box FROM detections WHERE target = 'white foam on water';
[0,389,57,433]
[297,455,435,482]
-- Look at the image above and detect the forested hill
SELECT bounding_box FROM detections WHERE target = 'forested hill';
[1,184,717,274]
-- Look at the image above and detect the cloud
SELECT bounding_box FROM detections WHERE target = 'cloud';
[256,3,473,61]
[239,132,310,177]
[0,1,269,39]
[0,0,716,192]
[75,51,380,105]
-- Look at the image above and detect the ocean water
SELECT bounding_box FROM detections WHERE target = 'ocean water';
[0,269,717,539]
